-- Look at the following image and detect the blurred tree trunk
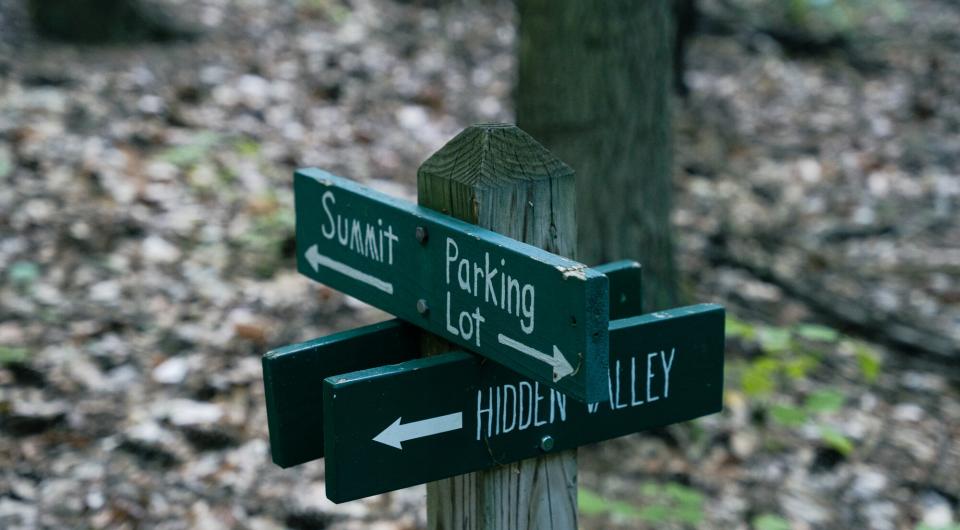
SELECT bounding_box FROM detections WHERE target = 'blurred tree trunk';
[28,0,193,43]
[517,0,679,311]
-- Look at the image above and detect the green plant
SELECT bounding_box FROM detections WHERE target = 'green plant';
[298,0,349,23]
[784,0,906,34]
[7,261,40,290]
[578,489,641,519]
[159,131,221,168]
[234,138,262,158]
[579,482,706,525]
[727,315,876,456]
[233,194,295,279]
[753,513,792,530]
[0,346,29,365]
[0,148,12,179]
[818,425,854,455]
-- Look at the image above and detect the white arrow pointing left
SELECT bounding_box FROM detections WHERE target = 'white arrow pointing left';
[372,412,463,450]
[304,244,394,294]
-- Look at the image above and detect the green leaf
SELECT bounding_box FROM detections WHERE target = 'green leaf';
[639,482,660,497]
[578,489,608,516]
[759,327,792,354]
[725,315,756,340]
[819,425,854,455]
[794,323,840,342]
[8,261,40,286]
[784,355,819,380]
[637,505,670,523]
[674,504,705,525]
[754,514,792,530]
[0,346,29,365]
[853,342,881,383]
[234,138,262,157]
[664,482,704,508]
[770,404,808,427]
[742,358,779,397]
[160,132,221,168]
[916,524,960,530]
[805,389,845,414]
[668,486,704,523]
[578,489,641,519]
[0,148,12,179]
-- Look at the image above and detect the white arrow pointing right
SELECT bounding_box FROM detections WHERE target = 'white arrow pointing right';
[372,412,463,450]
[497,334,576,382]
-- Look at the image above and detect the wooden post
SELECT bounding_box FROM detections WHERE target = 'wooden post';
[417,124,579,530]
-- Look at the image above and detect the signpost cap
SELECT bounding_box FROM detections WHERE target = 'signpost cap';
[418,123,574,189]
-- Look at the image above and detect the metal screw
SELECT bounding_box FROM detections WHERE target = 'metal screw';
[415,226,428,244]
[416,299,429,316]
[539,435,554,452]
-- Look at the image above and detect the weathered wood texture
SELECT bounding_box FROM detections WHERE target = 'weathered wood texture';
[517,0,679,311]
[418,124,578,530]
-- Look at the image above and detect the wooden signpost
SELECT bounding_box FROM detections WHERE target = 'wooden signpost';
[262,124,725,529]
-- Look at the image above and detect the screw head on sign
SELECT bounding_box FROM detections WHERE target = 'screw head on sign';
[415,226,428,244]
[416,299,429,316]
[539,435,554,452]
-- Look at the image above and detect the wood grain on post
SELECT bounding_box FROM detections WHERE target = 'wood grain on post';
[417,124,579,530]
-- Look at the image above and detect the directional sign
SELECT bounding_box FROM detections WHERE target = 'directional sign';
[262,320,421,467]
[262,261,643,469]
[594,260,643,320]
[322,304,725,503]
[294,169,609,403]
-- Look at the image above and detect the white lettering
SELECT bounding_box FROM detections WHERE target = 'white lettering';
[502,384,517,433]
[660,348,675,398]
[321,191,336,239]
[476,388,493,441]
[533,382,547,427]
[445,237,458,285]
[320,191,397,265]
[630,357,644,406]
[646,352,659,403]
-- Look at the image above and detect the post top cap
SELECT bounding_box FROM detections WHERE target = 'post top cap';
[418,123,573,188]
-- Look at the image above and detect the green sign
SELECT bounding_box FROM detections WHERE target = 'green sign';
[322,304,724,503]
[262,261,643,469]
[294,169,609,403]
[262,320,421,468]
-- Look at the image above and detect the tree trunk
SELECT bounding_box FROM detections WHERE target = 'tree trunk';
[517,0,679,311]
[28,0,193,43]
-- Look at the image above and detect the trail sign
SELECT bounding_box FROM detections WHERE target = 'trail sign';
[322,303,724,503]
[294,169,609,403]
[262,261,643,469]
[262,320,421,468]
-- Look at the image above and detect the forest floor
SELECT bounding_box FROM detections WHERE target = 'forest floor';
[0,0,958,529]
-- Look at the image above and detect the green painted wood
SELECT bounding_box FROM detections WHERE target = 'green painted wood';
[594,260,643,320]
[323,303,724,503]
[261,260,640,471]
[294,168,609,403]
[261,260,642,472]
[262,320,420,468]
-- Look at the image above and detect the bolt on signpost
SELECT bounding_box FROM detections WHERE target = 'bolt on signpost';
[261,124,725,530]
